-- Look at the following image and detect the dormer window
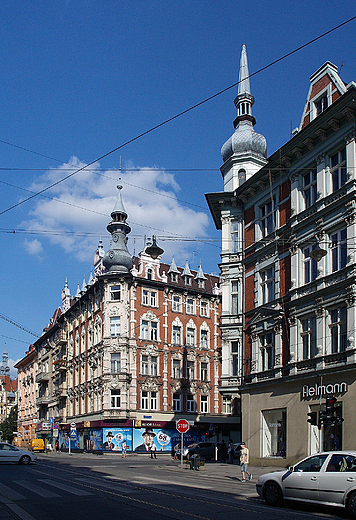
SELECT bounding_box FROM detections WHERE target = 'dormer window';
[198,279,205,289]
[171,272,178,283]
[147,268,153,280]
[184,276,192,286]
[315,94,328,116]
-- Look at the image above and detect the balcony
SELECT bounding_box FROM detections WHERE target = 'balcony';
[37,395,51,405]
[36,372,50,383]
[102,371,132,383]
[55,331,67,345]
[53,359,67,371]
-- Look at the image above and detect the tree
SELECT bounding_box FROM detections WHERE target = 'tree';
[0,405,18,443]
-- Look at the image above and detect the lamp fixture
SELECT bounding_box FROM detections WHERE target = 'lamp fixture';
[309,244,327,262]
[145,235,164,259]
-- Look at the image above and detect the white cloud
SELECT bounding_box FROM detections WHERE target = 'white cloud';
[20,158,211,268]
[23,238,44,258]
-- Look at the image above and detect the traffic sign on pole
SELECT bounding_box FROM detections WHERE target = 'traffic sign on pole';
[176,419,190,434]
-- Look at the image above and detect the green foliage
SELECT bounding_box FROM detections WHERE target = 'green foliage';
[0,405,18,442]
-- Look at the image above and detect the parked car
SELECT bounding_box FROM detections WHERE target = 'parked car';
[177,442,221,461]
[0,443,37,464]
[256,451,356,518]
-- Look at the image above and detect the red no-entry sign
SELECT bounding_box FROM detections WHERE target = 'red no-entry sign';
[176,419,190,434]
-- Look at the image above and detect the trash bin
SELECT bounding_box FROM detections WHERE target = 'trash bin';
[190,454,201,470]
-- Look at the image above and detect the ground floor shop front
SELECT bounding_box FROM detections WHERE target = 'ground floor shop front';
[55,415,240,454]
[241,368,356,467]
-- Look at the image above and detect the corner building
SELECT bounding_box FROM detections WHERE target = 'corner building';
[207,46,356,466]
[34,186,227,452]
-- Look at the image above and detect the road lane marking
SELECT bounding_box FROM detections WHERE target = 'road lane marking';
[13,480,61,498]
[0,483,26,500]
[38,479,93,496]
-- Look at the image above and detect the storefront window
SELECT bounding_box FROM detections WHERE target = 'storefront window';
[262,409,286,458]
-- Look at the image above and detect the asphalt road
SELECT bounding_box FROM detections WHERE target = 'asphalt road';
[0,453,349,520]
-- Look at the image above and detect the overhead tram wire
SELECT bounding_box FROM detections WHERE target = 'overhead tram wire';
[0,14,355,219]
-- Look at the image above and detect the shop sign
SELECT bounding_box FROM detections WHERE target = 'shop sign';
[302,381,347,399]
[134,420,168,428]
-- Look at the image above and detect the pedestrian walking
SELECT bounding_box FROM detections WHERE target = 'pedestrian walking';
[121,440,127,458]
[150,441,157,459]
[220,440,228,463]
[239,442,252,481]
[173,443,179,460]
[228,439,234,464]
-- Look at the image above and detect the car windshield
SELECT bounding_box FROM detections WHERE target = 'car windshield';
[294,454,328,472]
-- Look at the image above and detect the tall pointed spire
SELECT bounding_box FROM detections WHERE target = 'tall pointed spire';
[220,44,267,190]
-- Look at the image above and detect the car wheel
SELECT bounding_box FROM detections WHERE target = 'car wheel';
[19,455,31,465]
[263,481,283,506]
[347,491,356,518]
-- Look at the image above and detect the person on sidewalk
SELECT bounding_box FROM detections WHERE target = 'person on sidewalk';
[228,439,234,464]
[239,442,252,481]
[150,441,157,459]
[220,440,228,463]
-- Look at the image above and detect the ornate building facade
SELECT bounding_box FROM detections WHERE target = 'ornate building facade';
[32,187,228,452]
[207,47,356,465]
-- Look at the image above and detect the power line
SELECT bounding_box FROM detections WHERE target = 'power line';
[0,313,40,338]
[0,15,355,217]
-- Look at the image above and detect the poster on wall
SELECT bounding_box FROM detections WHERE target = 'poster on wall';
[86,429,103,451]
[102,428,132,451]
[133,428,204,452]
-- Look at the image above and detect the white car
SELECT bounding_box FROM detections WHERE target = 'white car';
[0,443,37,464]
[257,451,356,518]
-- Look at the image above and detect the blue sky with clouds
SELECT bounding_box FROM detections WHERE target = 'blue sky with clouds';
[1,0,356,374]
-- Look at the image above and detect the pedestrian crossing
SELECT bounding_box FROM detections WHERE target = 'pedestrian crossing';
[0,479,94,501]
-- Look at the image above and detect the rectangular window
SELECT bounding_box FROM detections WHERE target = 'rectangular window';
[261,267,274,303]
[110,389,121,408]
[110,285,121,301]
[303,169,317,208]
[260,198,275,237]
[141,320,149,340]
[315,94,328,116]
[331,149,346,192]
[173,296,181,312]
[231,341,239,376]
[331,228,347,272]
[186,327,195,346]
[231,220,239,252]
[172,326,181,345]
[301,317,317,359]
[231,281,238,315]
[304,246,318,283]
[200,302,208,317]
[260,332,274,371]
[173,393,181,412]
[150,291,157,307]
[200,362,208,382]
[187,361,195,380]
[142,355,149,375]
[151,356,158,376]
[187,394,195,412]
[110,316,121,337]
[111,353,121,373]
[262,409,286,458]
[187,298,194,314]
[150,392,157,410]
[223,396,231,414]
[142,391,149,410]
[173,359,181,379]
[330,307,347,353]
[201,330,208,349]
[200,395,208,413]
[150,322,158,341]
[142,290,149,305]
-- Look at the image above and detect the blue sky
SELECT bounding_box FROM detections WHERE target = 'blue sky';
[1,0,356,375]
